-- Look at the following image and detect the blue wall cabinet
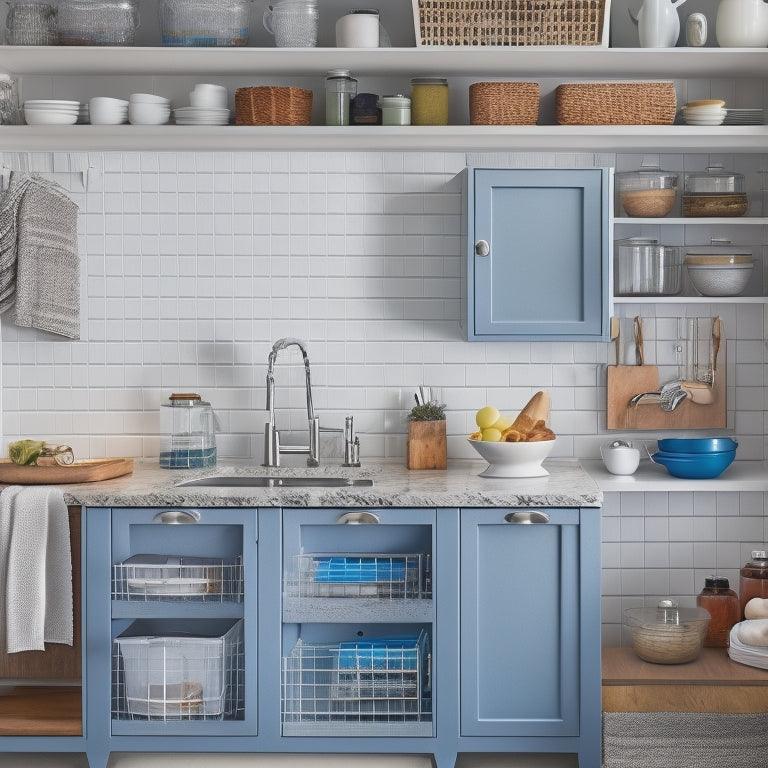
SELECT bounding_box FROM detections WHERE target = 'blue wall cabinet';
[464,167,610,341]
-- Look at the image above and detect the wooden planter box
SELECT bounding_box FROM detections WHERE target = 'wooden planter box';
[407,420,447,470]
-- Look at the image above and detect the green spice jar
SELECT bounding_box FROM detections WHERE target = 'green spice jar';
[410,77,448,125]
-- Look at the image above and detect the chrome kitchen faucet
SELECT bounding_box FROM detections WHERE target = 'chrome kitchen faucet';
[263,337,320,467]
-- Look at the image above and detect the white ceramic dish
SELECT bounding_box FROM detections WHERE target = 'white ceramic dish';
[467,437,556,478]
[24,109,79,125]
[128,103,171,125]
[686,262,753,296]
[24,99,80,107]
[600,443,640,475]
[129,93,171,104]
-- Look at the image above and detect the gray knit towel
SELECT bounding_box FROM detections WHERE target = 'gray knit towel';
[0,172,80,339]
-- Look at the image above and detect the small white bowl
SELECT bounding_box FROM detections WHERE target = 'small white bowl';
[190,89,228,109]
[24,109,78,125]
[467,437,556,478]
[128,102,171,125]
[129,93,170,104]
[600,443,640,475]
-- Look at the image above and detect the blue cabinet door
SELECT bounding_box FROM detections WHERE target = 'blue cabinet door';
[466,167,610,341]
[460,508,581,737]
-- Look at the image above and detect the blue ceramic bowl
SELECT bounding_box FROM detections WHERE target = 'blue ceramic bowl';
[657,437,738,454]
[651,449,736,479]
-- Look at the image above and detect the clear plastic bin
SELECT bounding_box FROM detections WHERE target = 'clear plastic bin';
[113,618,244,721]
[112,554,243,602]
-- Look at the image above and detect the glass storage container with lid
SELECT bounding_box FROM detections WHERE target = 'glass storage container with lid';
[159,392,217,469]
[378,94,410,125]
[615,164,678,217]
[614,237,683,296]
[159,0,253,47]
[410,77,448,125]
[623,599,710,664]
[683,165,748,217]
[58,0,138,45]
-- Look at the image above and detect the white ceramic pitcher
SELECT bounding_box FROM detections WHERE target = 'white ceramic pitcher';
[629,0,687,47]
[715,0,768,47]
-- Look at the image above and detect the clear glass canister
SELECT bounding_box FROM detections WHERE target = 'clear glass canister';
[159,392,217,469]
[325,68,358,126]
[378,94,410,125]
[0,75,20,125]
[5,0,57,45]
[410,77,448,125]
[58,0,138,45]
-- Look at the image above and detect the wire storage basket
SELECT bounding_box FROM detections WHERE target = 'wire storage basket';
[112,618,245,721]
[411,0,610,46]
[234,86,313,126]
[112,554,243,602]
[469,81,540,125]
[282,630,432,730]
[284,553,431,600]
[556,81,677,125]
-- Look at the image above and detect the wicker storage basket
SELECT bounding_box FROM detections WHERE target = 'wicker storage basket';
[412,0,610,46]
[469,81,540,125]
[235,86,313,126]
[556,82,677,125]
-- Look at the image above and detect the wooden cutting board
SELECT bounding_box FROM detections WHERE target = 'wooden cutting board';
[0,458,133,485]
[606,364,660,430]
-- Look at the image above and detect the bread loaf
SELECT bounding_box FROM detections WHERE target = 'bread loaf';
[509,391,551,435]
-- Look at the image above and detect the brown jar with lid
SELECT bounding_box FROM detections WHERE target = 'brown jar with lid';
[696,575,739,647]
[740,550,768,619]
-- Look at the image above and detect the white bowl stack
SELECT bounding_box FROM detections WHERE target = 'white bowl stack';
[23,99,80,125]
[128,93,171,125]
[174,83,230,126]
[88,96,129,125]
[682,99,726,126]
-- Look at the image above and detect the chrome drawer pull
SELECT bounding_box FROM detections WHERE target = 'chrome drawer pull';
[153,509,201,524]
[336,511,380,525]
[504,510,550,524]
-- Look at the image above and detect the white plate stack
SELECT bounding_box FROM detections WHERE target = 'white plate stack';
[23,99,80,125]
[173,106,230,125]
[682,99,727,126]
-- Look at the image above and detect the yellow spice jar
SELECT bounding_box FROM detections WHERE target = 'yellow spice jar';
[410,77,448,125]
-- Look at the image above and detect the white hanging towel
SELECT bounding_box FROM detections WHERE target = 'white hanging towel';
[0,484,73,653]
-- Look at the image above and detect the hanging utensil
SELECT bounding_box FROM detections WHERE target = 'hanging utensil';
[633,315,645,366]
[712,315,722,377]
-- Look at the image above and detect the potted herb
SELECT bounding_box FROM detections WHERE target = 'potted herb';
[407,400,447,470]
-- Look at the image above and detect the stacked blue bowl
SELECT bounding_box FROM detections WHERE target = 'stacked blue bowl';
[652,437,738,479]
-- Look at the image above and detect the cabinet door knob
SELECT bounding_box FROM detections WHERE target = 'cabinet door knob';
[504,510,550,524]
[153,508,201,524]
[475,239,490,257]
[336,511,380,525]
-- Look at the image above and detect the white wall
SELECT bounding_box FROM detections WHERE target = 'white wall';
[0,149,766,648]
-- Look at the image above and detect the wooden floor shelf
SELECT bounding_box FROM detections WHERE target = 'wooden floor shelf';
[603,646,768,713]
[0,686,82,735]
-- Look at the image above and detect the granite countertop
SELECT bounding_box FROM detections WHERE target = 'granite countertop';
[60,458,602,509]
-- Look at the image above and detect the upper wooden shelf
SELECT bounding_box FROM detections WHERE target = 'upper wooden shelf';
[1,46,767,78]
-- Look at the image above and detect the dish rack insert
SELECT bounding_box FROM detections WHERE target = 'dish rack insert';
[112,554,243,602]
[284,553,431,600]
[282,630,432,725]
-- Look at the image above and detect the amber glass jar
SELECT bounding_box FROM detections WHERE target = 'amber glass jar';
[696,576,739,647]
[410,77,448,125]
[740,550,768,619]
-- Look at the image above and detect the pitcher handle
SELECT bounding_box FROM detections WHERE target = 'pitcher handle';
[263,5,275,34]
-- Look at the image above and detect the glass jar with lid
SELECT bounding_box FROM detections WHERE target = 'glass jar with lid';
[58,0,138,45]
[740,550,768,619]
[683,165,748,217]
[325,68,358,126]
[615,164,679,217]
[696,575,739,647]
[410,77,448,125]
[378,94,410,125]
[159,393,217,469]
[5,0,57,45]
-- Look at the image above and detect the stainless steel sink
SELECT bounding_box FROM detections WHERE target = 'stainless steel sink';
[176,475,374,488]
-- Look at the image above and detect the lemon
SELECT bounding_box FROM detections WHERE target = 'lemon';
[475,406,500,429]
[493,414,512,431]
[481,427,502,442]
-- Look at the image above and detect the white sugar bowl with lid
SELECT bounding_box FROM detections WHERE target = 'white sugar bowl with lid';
[600,440,640,475]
